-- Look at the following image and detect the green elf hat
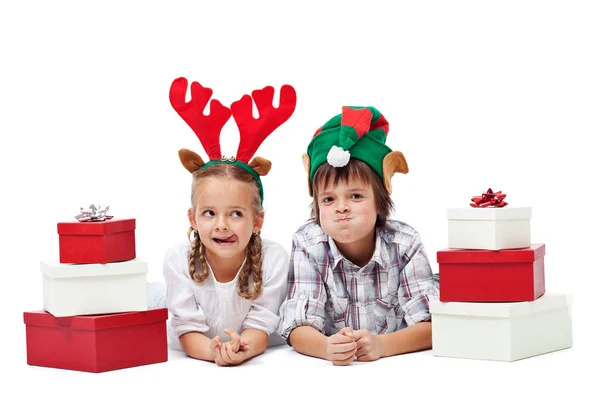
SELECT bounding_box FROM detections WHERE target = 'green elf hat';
[169,77,296,204]
[302,106,409,197]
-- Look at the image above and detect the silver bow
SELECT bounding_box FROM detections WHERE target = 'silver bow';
[75,204,114,222]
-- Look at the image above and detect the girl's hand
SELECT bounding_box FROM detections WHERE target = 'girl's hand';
[214,342,250,366]
[325,327,357,366]
[353,329,383,362]
[208,335,222,359]
[223,328,249,352]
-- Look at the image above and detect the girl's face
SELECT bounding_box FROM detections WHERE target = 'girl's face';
[188,177,263,266]
[316,176,378,246]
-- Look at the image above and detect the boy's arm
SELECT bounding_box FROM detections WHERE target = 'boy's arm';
[378,321,432,357]
[290,326,357,365]
[279,233,330,349]
[397,232,438,329]
[353,231,438,361]
[289,326,329,359]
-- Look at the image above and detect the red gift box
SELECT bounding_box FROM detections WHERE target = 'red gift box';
[57,218,136,264]
[437,243,546,302]
[24,308,168,373]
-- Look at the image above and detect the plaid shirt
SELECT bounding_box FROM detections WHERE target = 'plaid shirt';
[279,219,439,341]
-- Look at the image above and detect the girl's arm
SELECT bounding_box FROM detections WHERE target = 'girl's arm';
[179,331,220,361]
[240,328,269,358]
[163,247,213,360]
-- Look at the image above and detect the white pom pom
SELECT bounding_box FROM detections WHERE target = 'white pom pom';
[327,145,351,167]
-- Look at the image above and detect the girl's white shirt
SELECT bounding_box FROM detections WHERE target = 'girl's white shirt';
[163,238,289,348]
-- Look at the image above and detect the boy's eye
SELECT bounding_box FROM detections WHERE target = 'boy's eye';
[321,197,334,204]
[202,210,214,217]
[231,210,243,217]
[350,193,363,200]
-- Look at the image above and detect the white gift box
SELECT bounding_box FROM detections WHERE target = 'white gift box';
[41,259,148,317]
[447,207,531,250]
[430,293,573,362]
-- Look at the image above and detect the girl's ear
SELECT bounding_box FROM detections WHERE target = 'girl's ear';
[187,208,198,231]
[253,211,265,234]
[179,149,205,173]
[302,153,313,197]
[248,156,272,176]
[382,151,409,195]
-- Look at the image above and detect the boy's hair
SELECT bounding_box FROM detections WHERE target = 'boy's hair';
[187,163,264,300]
[310,158,394,228]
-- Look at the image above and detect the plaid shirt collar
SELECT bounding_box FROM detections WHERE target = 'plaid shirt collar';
[328,228,387,271]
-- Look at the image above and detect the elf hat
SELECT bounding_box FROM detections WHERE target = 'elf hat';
[302,106,408,197]
[169,77,296,204]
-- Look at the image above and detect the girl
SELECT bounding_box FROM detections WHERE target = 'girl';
[148,78,296,366]
[279,106,440,366]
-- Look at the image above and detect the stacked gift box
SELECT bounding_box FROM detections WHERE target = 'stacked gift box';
[430,190,573,362]
[23,205,168,373]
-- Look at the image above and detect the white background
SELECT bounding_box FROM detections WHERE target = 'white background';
[1,0,598,398]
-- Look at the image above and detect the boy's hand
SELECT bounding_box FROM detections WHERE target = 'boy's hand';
[326,327,357,366]
[353,329,383,362]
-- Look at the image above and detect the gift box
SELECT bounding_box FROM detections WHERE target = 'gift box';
[430,293,573,362]
[57,218,136,264]
[24,308,168,373]
[447,207,531,250]
[437,244,546,302]
[41,258,148,317]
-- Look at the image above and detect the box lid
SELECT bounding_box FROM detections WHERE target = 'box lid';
[57,218,136,235]
[447,207,531,221]
[437,243,545,263]
[41,258,147,278]
[23,308,168,330]
[430,292,572,318]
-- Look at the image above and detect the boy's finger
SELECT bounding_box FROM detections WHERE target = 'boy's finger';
[331,347,357,361]
[332,351,356,366]
[330,332,355,344]
[339,327,354,338]
[331,341,357,354]
[352,329,368,340]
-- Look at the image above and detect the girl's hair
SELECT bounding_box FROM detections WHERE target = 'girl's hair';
[187,163,264,300]
[310,158,394,228]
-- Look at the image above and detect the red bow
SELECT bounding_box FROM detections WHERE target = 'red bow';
[470,189,508,208]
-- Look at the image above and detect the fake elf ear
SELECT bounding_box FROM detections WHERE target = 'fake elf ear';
[169,77,296,203]
[302,153,312,197]
[382,151,409,195]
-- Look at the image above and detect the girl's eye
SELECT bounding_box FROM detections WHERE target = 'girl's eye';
[350,193,363,200]
[231,210,243,217]
[321,197,334,204]
[202,210,214,217]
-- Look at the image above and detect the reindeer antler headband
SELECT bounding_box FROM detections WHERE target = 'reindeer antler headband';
[169,78,297,203]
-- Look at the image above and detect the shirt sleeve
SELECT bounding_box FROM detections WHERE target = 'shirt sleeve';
[242,243,289,335]
[163,247,210,337]
[397,232,440,326]
[278,233,329,341]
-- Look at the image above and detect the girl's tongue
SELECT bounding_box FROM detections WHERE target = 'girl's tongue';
[214,235,237,244]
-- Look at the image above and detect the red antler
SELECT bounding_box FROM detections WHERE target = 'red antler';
[231,85,297,163]
[169,77,232,160]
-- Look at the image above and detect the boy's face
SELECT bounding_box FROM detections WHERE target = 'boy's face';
[316,177,378,245]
